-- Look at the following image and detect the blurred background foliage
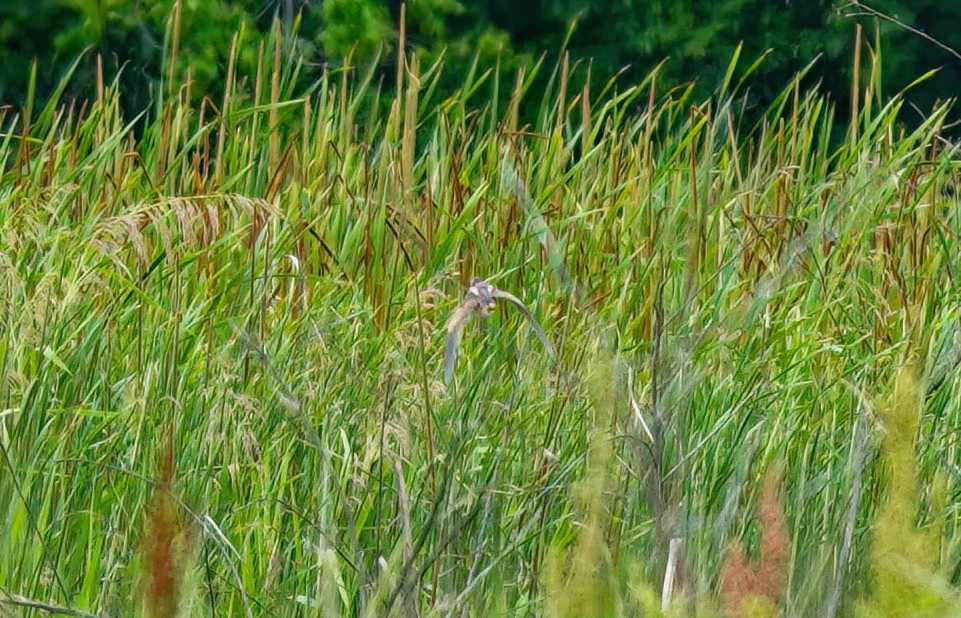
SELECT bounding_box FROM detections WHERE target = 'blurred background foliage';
[1,0,960,126]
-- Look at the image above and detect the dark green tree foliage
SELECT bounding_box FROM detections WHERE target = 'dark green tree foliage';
[1,0,260,113]
[0,0,91,103]
[473,0,961,120]
[319,0,393,62]
[1,0,959,125]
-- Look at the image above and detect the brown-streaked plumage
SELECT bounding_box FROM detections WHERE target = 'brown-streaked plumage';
[444,278,555,384]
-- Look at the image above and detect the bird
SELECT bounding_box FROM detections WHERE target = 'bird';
[444,277,555,384]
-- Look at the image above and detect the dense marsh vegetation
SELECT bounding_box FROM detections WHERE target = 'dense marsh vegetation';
[1,22,961,617]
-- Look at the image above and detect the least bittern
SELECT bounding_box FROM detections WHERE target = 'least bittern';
[444,278,555,384]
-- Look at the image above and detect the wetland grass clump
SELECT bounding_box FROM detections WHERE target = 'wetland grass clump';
[1,19,961,616]
[856,371,961,617]
[543,355,619,618]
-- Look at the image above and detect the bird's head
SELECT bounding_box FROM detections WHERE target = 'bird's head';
[467,278,497,315]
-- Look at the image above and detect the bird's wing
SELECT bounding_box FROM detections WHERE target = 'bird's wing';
[490,288,556,358]
[444,300,478,384]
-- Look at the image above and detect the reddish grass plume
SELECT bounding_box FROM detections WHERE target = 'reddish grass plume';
[719,468,791,616]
